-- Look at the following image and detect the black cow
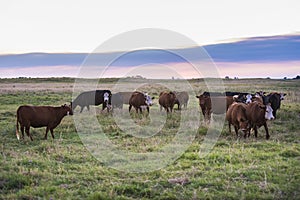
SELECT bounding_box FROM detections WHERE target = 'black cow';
[71,90,112,113]
[266,92,286,118]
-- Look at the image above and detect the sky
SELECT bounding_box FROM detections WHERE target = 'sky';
[1,0,299,54]
[0,0,299,78]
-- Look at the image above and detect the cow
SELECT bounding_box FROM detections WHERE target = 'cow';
[111,93,123,109]
[246,102,275,139]
[196,94,233,122]
[159,91,177,113]
[226,102,249,137]
[266,92,286,118]
[71,90,112,113]
[173,91,189,110]
[129,92,154,113]
[16,104,73,141]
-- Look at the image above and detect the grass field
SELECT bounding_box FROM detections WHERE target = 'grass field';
[0,77,299,199]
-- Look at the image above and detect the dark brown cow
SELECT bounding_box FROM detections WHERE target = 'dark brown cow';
[196,94,234,122]
[246,102,274,139]
[159,91,177,113]
[174,91,189,110]
[129,92,154,113]
[16,104,73,141]
[226,103,249,137]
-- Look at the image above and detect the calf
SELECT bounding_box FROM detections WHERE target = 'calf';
[16,104,73,141]
[226,103,249,137]
[246,102,275,139]
[173,91,189,110]
[159,91,177,113]
[129,92,154,113]
[71,90,112,113]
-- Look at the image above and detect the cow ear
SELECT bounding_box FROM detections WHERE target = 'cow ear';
[283,93,287,96]
[196,96,200,98]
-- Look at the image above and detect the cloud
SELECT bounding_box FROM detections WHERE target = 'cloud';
[0,34,299,78]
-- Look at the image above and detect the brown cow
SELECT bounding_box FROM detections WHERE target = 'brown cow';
[129,92,154,113]
[16,104,73,141]
[159,91,177,113]
[246,102,274,139]
[173,91,189,110]
[226,103,249,137]
[196,94,234,122]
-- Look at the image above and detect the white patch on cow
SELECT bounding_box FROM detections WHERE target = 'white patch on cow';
[144,93,153,106]
[245,94,252,104]
[103,92,110,102]
[140,105,148,110]
[265,104,275,120]
[280,93,286,100]
[233,95,239,101]
[16,132,20,140]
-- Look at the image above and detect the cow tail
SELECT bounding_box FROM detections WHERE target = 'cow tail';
[16,114,20,140]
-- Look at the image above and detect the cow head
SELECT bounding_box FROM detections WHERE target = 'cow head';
[245,94,252,104]
[280,93,287,100]
[265,103,274,120]
[144,93,154,106]
[239,117,249,133]
[63,104,73,116]
[103,92,112,110]
[103,92,110,102]
[196,94,209,106]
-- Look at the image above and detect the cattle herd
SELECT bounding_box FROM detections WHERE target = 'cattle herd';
[15,89,286,141]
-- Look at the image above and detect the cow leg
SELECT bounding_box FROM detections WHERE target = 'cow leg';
[228,123,231,134]
[80,106,84,113]
[254,126,258,138]
[20,125,25,139]
[44,127,49,140]
[139,107,142,113]
[273,110,277,119]
[129,105,132,112]
[50,129,55,139]
[263,123,270,140]
[87,105,90,111]
[207,111,212,124]
[147,106,149,113]
[234,126,239,137]
[25,127,33,141]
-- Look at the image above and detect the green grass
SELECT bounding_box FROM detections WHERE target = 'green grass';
[0,78,299,199]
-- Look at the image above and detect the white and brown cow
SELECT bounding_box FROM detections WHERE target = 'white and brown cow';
[246,101,275,139]
[129,91,154,113]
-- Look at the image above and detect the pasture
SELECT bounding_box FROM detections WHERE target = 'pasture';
[0,77,299,199]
